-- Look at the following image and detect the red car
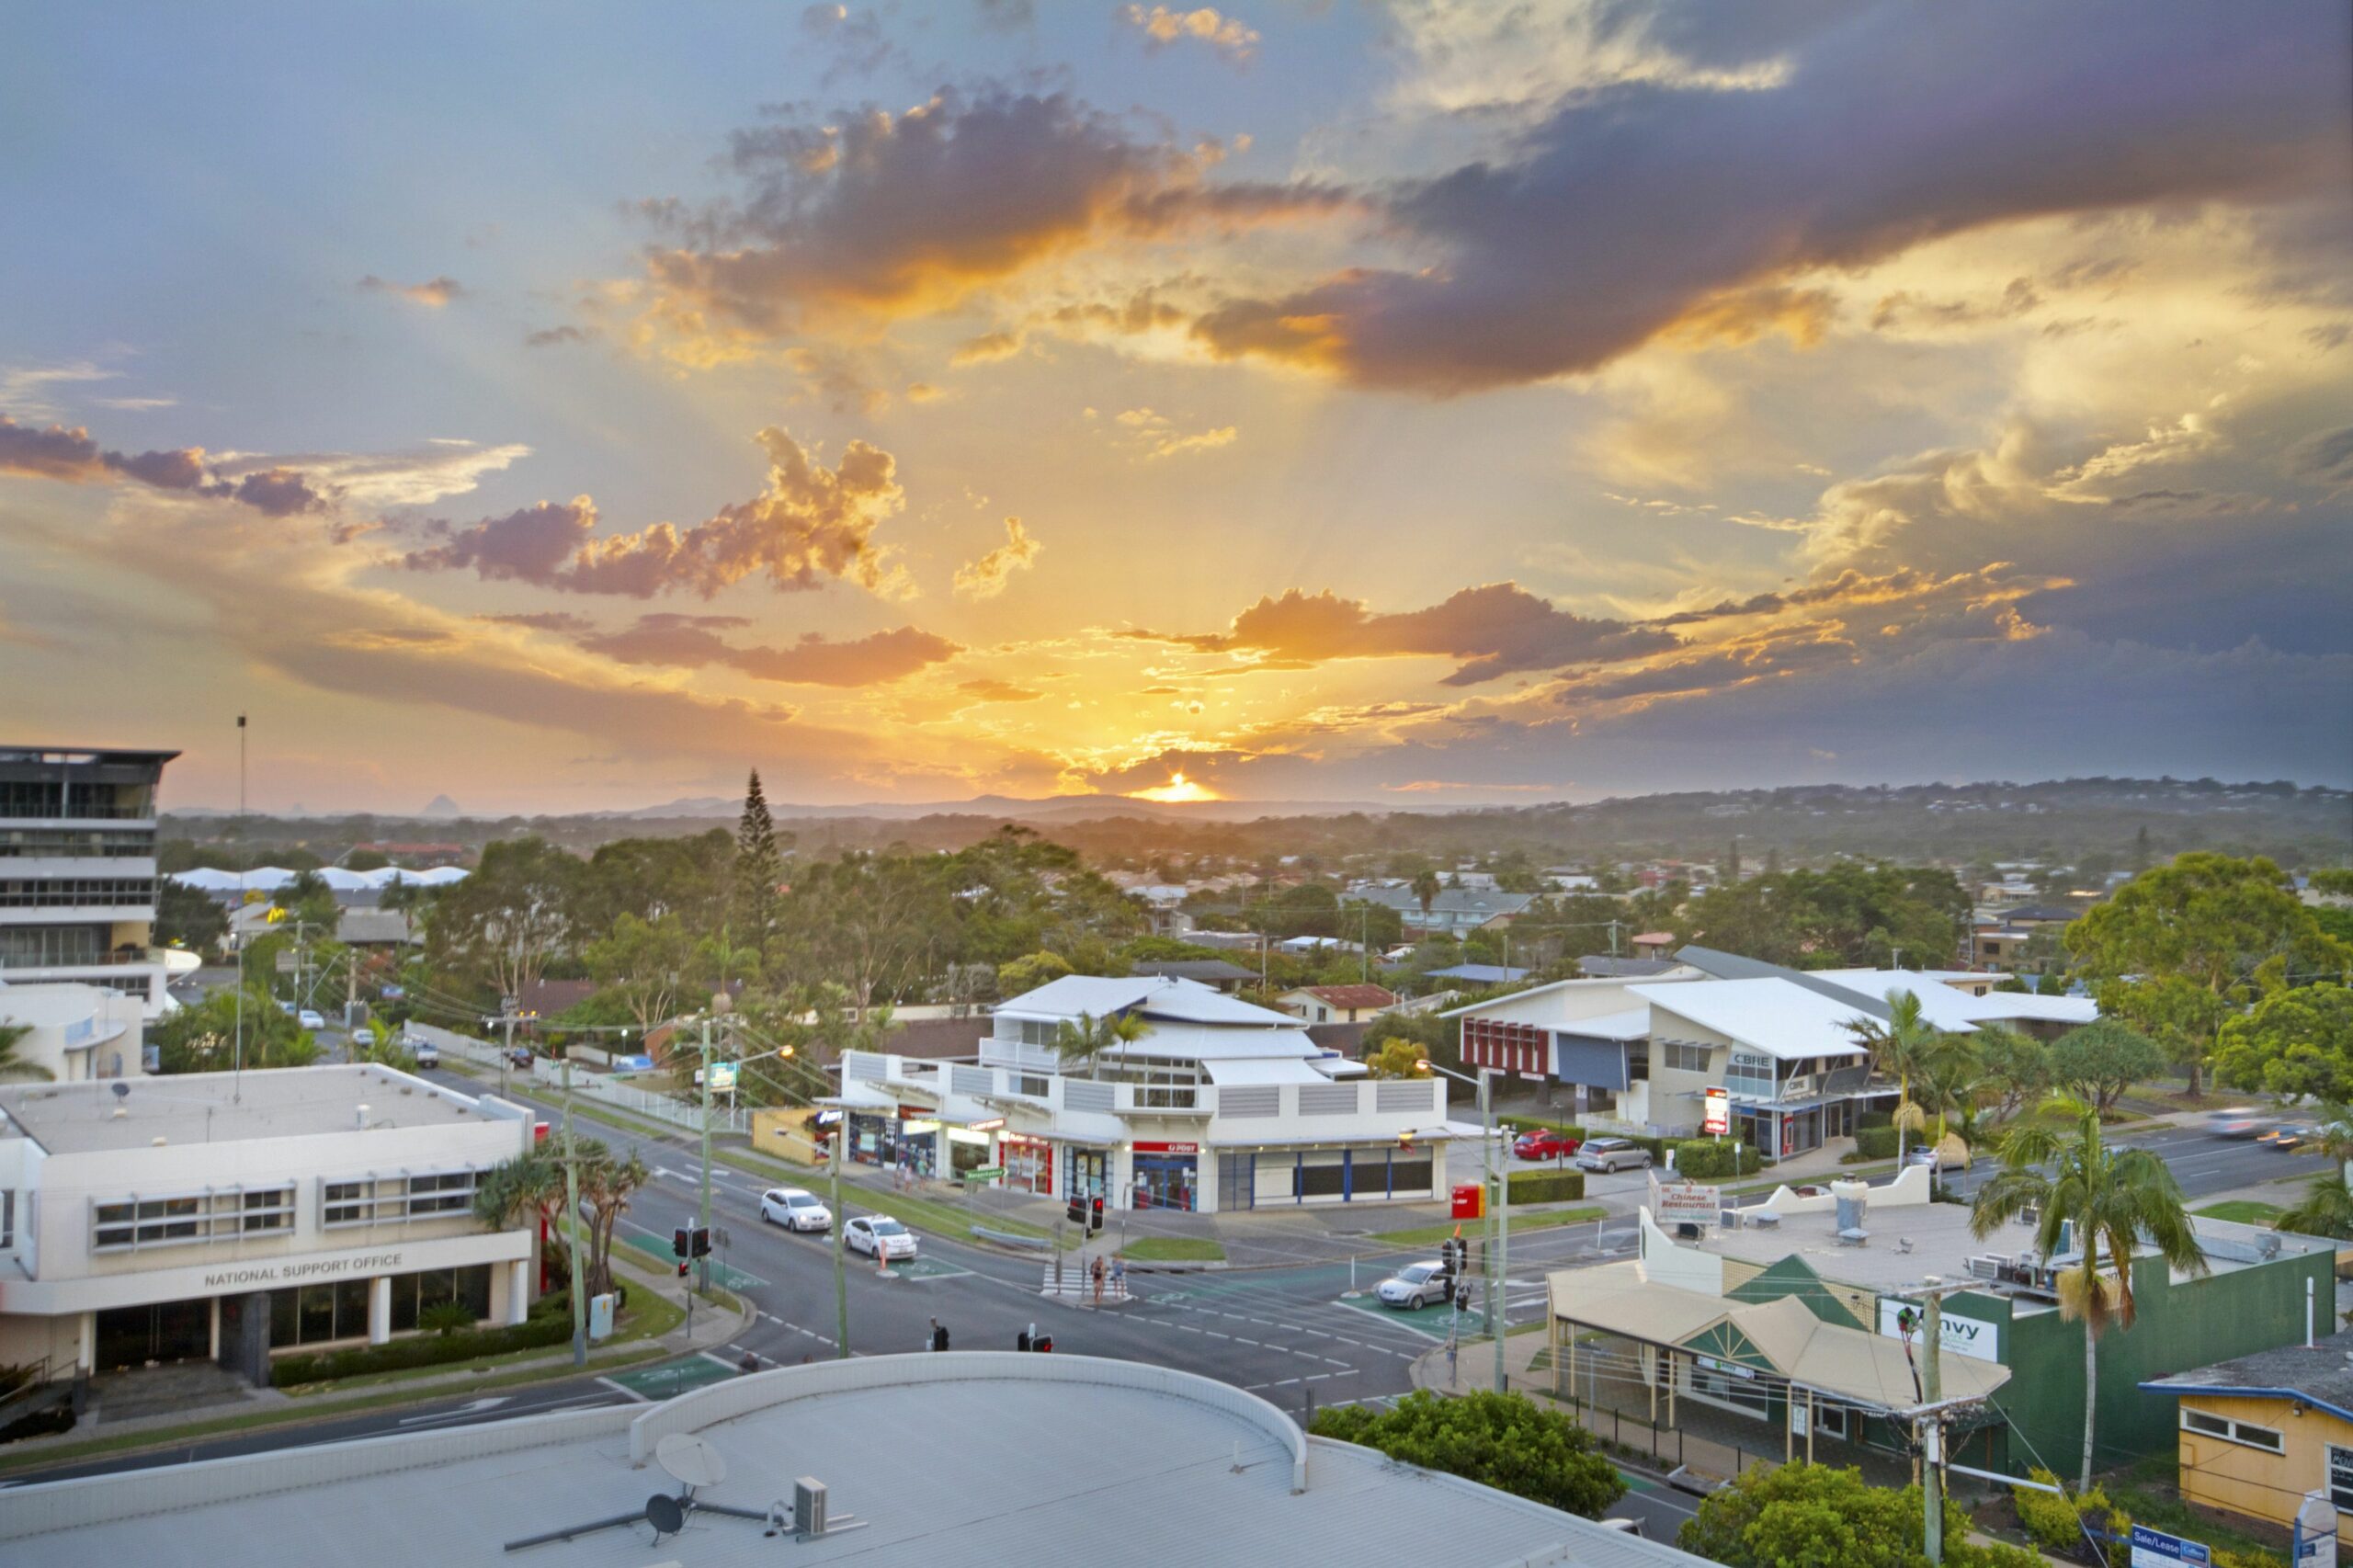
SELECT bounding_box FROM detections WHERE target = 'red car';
[1512,1130,1581,1162]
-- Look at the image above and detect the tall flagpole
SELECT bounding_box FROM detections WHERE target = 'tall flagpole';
[233,713,247,1102]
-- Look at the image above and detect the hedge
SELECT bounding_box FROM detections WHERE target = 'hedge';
[1854,1108,1894,1132]
[1506,1169,1587,1205]
[1852,1125,1901,1161]
[270,1293,573,1386]
[1668,1140,1763,1179]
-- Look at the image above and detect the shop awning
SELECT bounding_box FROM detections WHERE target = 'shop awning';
[1203,1057,1337,1086]
[1549,1260,2010,1417]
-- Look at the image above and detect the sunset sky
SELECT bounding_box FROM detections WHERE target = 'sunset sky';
[3,3,2348,814]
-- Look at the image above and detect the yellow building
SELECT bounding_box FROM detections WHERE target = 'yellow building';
[2142,1328,2353,1546]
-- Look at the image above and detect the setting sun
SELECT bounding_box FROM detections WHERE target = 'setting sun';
[1130,771,1221,804]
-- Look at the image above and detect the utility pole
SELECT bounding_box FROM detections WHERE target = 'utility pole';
[233,712,247,1102]
[1495,1088,1510,1395]
[498,997,518,1101]
[561,1055,587,1367]
[1479,1068,1497,1376]
[831,1108,850,1358]
[1922,1290,1946,1565]
[697,999,725,1294]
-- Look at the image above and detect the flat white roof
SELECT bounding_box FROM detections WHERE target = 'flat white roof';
[1,1357,1708,1568]
[1629,979,1872,1062]
[1203,1055,1338,1085]
[998,973,1301,1028]
[0,1065,501,1153]
[1558,1006,1651,1041]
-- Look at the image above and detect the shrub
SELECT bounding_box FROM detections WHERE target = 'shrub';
[1853,1125,1902,1161]
[1311,1389,1622,1517]
[1506,1169,1587,1204]
[2014,1469,2112,1555]
[420,1301,477,1336]
[1668,1140,1764,1179]
[1854,1108,1894,1131]
[271,1292,572,1386]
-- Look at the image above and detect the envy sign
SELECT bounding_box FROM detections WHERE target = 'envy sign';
[1877,1297,2000,1362]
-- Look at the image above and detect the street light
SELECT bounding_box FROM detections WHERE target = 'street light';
[1417,1058,1509,1392]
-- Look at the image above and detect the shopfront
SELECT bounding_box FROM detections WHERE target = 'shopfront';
[1214,1142,1438,1209]
[1000,1132,1054,1195]
[1063,1145,1109,1202]
[1131,1142,1198,1211]
[943,1124,994,1179]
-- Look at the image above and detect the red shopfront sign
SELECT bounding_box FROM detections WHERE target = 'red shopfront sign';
[1131,1142,1199,1155]
[1461,1017,1548,1078]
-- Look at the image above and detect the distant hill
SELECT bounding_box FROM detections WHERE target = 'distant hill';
[604,792,1423,824]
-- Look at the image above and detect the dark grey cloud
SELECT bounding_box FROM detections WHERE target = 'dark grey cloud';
[523,324,594,348]
[404,426,904,598]
[2290,424,2353,486]
[1134,582,1677,685]
[1,414,325,515]
[640,87,1347,335]
[576,614,961,686]
[1192,3,2351,392]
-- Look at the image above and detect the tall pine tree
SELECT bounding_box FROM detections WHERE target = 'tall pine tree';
[733,769,786,939]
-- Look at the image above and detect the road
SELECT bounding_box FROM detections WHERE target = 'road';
[1940,1119,2329,1203]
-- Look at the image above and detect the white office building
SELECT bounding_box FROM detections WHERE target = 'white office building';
[0,745,179,1017]
[0,981,148,1083]
[836,974,1472,1212]
[0,1065,538,1385]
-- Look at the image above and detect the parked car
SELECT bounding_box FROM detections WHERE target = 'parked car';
[1576,1137,1653,1173]
[276,1000,296,1017]
[1376,1260,1454,1311]
[1905,1143,1970,1172]
[296,1008,326,1029]
[409,1040,441,1070]
[506,1047,534,1069]
[1513,1129,1581,1162]
[842,1215,916,1260]
[760,1187,833,1233]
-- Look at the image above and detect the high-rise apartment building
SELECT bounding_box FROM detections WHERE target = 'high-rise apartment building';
[0,745,178,1017]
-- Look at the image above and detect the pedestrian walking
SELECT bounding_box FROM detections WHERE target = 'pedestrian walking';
[1090,1254,1106,1304]
[1109,1256,1126,1298]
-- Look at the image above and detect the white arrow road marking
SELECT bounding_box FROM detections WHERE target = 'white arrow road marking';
[396,1395,512,1426]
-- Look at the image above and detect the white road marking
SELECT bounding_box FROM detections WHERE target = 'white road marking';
[596,1377,652,1403]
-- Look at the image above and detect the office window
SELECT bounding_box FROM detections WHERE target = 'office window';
[2327,1444,2352,1512]
[1660,1042,1711,1074]
[320,1170,482,1227]
[2180,1408,2283,1454]
[0,1188,12,1248]
[93,1185,293,1251]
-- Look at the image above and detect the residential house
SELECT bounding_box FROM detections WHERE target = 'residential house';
[1630,932,1677,960]
[1345,881,1537,937]
[1276,983,1398,1024]
[2142,1329,2353,1547]
[1131,959,1255,994]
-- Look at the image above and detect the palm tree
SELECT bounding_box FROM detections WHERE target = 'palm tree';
[1842,990,1940,1164]
[1410,869,1441,927]
[1970,1094,2206,1493]
[1052,1010,1147,1079]
[473,1149,568,1287]
[0,1023,53,1083]
[2275,1108,2353,1241]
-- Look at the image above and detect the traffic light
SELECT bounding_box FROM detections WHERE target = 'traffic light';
[691,1226,711,1258]
[1088,1196,1104,1235]
[1454,1285,1472,1313]
[1065,1197,1086,1225]
[674,1225,711,1259]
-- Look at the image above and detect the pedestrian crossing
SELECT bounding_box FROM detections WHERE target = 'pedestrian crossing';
[1039,1262,1133,1302]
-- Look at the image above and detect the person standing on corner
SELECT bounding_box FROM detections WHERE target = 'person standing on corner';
[929,1317,949,1353]
[1090,1254,1106,1305]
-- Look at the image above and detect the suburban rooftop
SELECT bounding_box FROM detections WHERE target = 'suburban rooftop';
[0,1064,501,1153]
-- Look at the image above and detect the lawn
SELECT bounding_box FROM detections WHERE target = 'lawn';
[2193,1199,2285,1225]
[1372,1205,1604,1248]
[1119,1236,1225,1263]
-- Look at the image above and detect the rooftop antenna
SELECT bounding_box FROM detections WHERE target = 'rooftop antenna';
[500,1433,858,1553]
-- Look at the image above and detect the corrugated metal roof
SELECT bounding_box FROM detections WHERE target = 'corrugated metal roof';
[1630,979,1874,1062]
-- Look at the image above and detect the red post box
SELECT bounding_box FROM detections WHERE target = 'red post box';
[1450,1184,1484,1220]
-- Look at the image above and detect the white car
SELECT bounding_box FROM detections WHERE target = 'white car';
[842,1215,916,1260]
[297,1008,326,1030]
[1377,1260,1453,1311]
[760,1187,833,1233]
[409,1040,440,1069]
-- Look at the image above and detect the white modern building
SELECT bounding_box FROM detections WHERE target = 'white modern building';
[0,1065,537,1385]
[1450,945,2097,1154]
[836,974,1471,1212]
[0,745,178,1017]
[0,981,148,1082]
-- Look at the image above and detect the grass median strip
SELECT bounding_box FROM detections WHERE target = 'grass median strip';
[1119,1236,1225,1263]
[2192,1199,2284,1224]
[1370,1206,1604,1249]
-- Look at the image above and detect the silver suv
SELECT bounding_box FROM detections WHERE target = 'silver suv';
[1575,1137,1653,1173]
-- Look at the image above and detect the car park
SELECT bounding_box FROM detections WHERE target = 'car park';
[842,1214,916,1260]
[1376,1260,1454,1311]
[759,1187,833,1233]
[1512,1129,1581,1162]
[1575,1137,1653,1173]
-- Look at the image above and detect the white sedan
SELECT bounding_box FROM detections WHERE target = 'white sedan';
[759,1187,833,1233]
[842,1215,917,1261]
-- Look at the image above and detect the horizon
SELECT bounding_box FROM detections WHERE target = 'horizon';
[4,4,2349,816]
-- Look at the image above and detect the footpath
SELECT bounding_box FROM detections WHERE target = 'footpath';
[0,1244,750,1476]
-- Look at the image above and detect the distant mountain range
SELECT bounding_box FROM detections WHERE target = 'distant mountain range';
[597,793,1438,824]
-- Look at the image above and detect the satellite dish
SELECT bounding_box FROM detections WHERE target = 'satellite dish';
[655,1433,727,1489]
[644,1493,686,1538]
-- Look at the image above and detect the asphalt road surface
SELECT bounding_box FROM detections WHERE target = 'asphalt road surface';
[1939,1119,2329,1202]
